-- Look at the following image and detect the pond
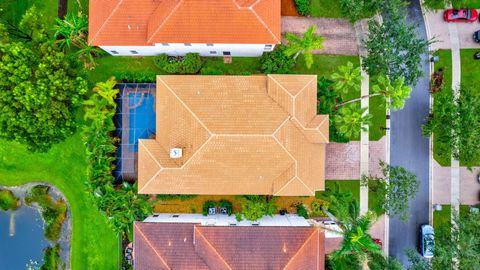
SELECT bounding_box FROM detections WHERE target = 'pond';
[0,205,49,269]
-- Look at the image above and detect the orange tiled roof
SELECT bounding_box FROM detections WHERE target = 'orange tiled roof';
[134,222,325,270]
[138,75,329,196]
[88,0,281,46]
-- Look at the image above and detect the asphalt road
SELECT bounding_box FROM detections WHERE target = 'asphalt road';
[388,0,431,265]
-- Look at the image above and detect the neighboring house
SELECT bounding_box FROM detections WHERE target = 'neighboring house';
[134,214,326,269]
[88,0,281,56]
[138,75,329,196]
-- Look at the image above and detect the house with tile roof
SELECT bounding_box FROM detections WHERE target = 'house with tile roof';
[133,214,327,270]
[88,0,281,56]
[138,75,329,196]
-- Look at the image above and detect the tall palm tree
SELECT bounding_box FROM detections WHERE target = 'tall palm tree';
[284,25,325,69]
[334,104,371,139]
[331,61,363,95]
[54,12,88,49]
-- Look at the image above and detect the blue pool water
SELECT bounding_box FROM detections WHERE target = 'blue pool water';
[0,206,48,269]
[128,92,156,152]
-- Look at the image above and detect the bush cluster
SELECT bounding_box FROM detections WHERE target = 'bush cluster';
[113,71,156,83]
[25,185,67,242]
[260,45,295,74]
[294,0,311,16]
[154,53,202,74]
[40,244,64,270]
[295,203,309,219]
[0,189,20,211]
[239,196,277,221]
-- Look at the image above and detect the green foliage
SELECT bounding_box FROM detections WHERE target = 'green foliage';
[362,0,430,85]
[0,189,19,211]
[421,0,449,10]
[334,104,371,139]
[240,196,277,221]
[340,0,380,23]
[371,75,412,111]
[260,45,295,74]
[219,200,233,216]
[331,62,363,95]
[295,203,309,219]
[362,160,419,221]
[0,19,87,152]
[154,53,202,74]
[423,84,480,167]
[202,200,217,216]
[294,0,311,16]
[40,244,64,270]
[113,71,157,83]
[83,78,153,236]
[156,194,197,201]
[25,185,67,242]
[284,25,324,69]
[405,249,432,270]
[368,253,403,270]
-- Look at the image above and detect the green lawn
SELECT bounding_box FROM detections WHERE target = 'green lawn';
[432,49,452,167]
[310,0,343,18]
[202,57,262,74]
[368,180,386,216]
[87,56,160,84]
[460,49,480,89]
[0,134,119,270]
[369,74,387,141]
[453,0,480,8]
[317,180,361,203]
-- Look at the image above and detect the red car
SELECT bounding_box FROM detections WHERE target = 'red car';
[373,238,383,248]
[443,9,478,22]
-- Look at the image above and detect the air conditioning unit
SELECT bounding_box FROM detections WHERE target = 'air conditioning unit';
[170,148,183,159]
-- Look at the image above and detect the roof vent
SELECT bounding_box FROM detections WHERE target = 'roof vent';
[170,148,183,159]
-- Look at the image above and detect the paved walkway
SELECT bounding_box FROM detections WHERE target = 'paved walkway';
[425,10,480,50]
[281,16,359,55]
[432,161,480,205]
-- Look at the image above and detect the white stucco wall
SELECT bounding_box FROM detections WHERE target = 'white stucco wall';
[100,43,275,57]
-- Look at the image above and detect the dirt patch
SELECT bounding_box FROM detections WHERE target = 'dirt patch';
[282,0,301,16]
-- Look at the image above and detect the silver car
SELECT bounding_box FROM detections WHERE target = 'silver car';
[420,224,435,258]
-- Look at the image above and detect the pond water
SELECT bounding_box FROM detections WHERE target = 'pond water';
[0,206,48,269]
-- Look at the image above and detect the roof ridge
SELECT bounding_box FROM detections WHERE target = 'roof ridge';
[283,229,319,270]
[194,226,233,270]
[135,224,172,269]
[89,0,125,45]
[251,2,281,43]
[147,0,184,44]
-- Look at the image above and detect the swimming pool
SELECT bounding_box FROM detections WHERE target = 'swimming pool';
[128,92,156,152]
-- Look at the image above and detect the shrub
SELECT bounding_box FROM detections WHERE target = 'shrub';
[260,45,295,74]
[25,185,67,242]
[201,67,224,75]
[295,203,309,219]
[0,189,19,211]
[113,71,156,83]
[219,200,233,216]
[202,200,217,216]
[156,194,197,201]
[311,200,329,217]
[40,244,64,270]
[294,0,311,16]
[154,53,202,74]
[240,196,277,221]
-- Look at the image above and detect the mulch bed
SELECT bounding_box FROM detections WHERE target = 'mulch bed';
[281,0,301,16]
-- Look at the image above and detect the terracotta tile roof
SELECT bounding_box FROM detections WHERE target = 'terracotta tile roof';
[88,0,281,46]
[134,222,325,270]
[138,75,328,196]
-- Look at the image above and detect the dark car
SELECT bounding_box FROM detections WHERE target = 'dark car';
[444,9,478,22]
[475,52,480,60]
[474,31,480,43]
[420,224,435,259]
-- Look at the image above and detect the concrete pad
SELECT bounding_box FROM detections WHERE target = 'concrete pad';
[460,167,480,205]
[432,160,451,204]
[325,142,360,180]
[281,16,358,55]
[425,10,480,50]
[369,136,387,178]
[369,214,385,244]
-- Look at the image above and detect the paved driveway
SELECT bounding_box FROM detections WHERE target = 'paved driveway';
[426,10,480,50]
[389,0,431,265]
[281,16,359,55]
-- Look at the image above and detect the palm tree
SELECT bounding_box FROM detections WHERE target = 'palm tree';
[54,12,88,49]
[331,61,363,95]
[284,25,325,69]
[334,104,371,138]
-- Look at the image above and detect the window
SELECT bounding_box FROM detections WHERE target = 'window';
[110,50,119,55]
[130,50,138,55]
[161,43,169,46]
[210,51,217,54]
[206,44,214,46]
[223,51,231,56]
[264,44,273,51]
[184,43,192,46]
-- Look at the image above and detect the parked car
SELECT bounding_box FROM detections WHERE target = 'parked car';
[474,52,480,60]
[420,224,435,259]
[443,9,478,22]
[373,238,383,248]
[474,30,480,42]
